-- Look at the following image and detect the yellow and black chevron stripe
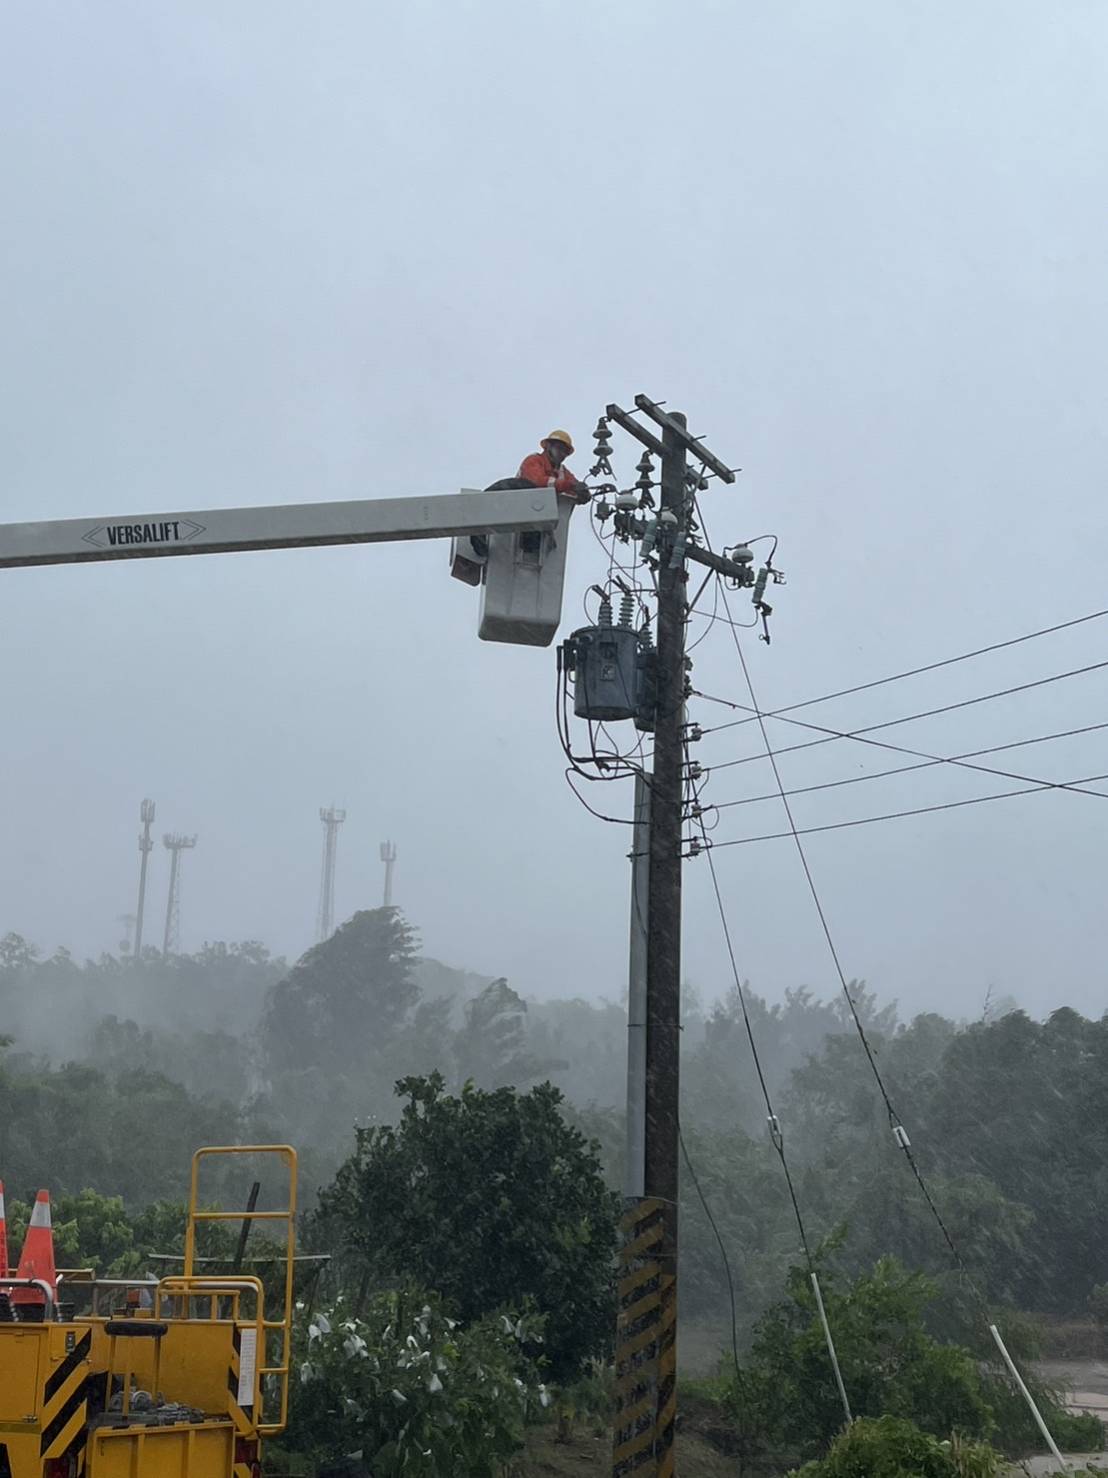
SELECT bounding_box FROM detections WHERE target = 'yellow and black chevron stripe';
[227,1325,255,1440]
[654,1274,677,1478]
[612,1197,676,1476]
[229,1328,262,1478]
[40,1329,91,1471]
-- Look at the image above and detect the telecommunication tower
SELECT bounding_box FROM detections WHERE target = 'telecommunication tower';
[380,840,398,907]
[317,807,346,942]
[118,913,137,956]
[162,833,198,956]
[133,799,156,960]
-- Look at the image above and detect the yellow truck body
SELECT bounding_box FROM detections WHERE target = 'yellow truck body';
[0,1145,296,1478]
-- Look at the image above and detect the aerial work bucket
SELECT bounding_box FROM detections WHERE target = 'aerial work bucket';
[477,495,575,648]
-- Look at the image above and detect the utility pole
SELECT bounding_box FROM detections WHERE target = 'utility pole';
[588,399,747,1478]
[639,414,688,1474]
[317,806,346,942]
[380,840,398,907]
[646,413,688,1229]
[162,833,197,955]
[133,798,156,961]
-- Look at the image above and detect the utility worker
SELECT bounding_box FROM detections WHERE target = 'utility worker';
[519,430,591,504]
[450,430,588,585]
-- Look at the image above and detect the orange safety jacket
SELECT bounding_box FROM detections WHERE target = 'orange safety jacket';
[518,450,580,497]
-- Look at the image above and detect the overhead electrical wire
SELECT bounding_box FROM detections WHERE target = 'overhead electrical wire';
[683,486,854,1422]
[689,781,815,1270]
[677,1123,742,1383]
[705,571,995,1295]
[698,657,1108,772]
[697,695,1108,806]
[700,605,1108,738]
[702,772,1108,849]
[682,499,1066,1446]
[707,719,1108,813]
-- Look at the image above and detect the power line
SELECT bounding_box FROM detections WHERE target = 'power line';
[703,771,1108,849]
[679,1123,742,1383]
[684,756,852,1416]
[695,808,814,1269]
[700,605,1108,738]
[687,522,1061,1433]
[699,657,1108,772]
[707,719,1108,813]
[706,574,977,1287]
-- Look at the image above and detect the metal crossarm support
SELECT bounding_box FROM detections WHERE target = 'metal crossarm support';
[606,403,667,461]
[0,486,560,569]
[615,513,753,584]
[633,395,737,483]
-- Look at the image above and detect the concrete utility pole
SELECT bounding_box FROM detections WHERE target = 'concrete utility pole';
[162,833,197,956]
[133,799,156,961]
[317,807,346,943]
[593,398,745,1478]
[380,840,398,907]
[644,414,689,1312]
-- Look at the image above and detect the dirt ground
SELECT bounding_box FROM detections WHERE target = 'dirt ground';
[515,1360,1108,1477]
[518,1426,735,1476]
[997,1360,1108,1475]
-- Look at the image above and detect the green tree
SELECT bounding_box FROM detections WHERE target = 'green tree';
[0,932,39,972]
[315,1072,619,1378]
[454,978,565,1089]
[261,908,420,1078]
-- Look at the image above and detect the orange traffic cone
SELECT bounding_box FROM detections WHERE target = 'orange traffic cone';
[0,1180,7,1279]
[11,1189,56,1315]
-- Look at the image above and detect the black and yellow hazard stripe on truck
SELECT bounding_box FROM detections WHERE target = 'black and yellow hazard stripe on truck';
[228,1322,266,1476]
[612,1197,677,1476]
[41,1329,91,1472]
[227,1325,255,1437]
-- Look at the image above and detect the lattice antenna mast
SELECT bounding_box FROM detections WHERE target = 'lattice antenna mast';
[379,840,398,908]
[162,833,198,956]
[118,913,137,956]
[133,799,156,961]
[317,807,346,942]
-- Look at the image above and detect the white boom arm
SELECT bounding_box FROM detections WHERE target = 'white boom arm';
[0,486,559,570]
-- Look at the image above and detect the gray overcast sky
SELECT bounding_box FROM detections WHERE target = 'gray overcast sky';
[2,1,1106,1021]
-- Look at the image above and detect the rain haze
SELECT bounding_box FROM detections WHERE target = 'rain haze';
[2,1,1106,1024]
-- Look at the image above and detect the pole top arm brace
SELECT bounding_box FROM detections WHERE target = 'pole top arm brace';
[633,396,737,484]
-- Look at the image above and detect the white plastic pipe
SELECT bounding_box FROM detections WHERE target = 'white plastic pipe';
[989,1323,1069,1471]
[811,1272,852,1427]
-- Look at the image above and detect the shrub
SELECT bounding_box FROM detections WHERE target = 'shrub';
[724,1257,996,1463]
[791,1416,1001,1478]
[281,1290,548,1477]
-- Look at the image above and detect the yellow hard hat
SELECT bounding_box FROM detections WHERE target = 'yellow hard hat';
[543,429,574,454]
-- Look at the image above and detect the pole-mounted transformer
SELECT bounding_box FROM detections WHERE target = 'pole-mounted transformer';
[561,592,657,730]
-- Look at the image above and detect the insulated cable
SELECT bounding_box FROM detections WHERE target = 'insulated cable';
[700,606,1108,738]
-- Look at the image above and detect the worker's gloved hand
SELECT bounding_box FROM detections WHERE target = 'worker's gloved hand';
[568,482,592,505]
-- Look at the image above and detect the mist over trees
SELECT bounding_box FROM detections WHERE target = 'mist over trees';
[2,906,1107,1346]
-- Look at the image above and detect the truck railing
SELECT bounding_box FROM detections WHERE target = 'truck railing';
[183,1145,298,1436]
